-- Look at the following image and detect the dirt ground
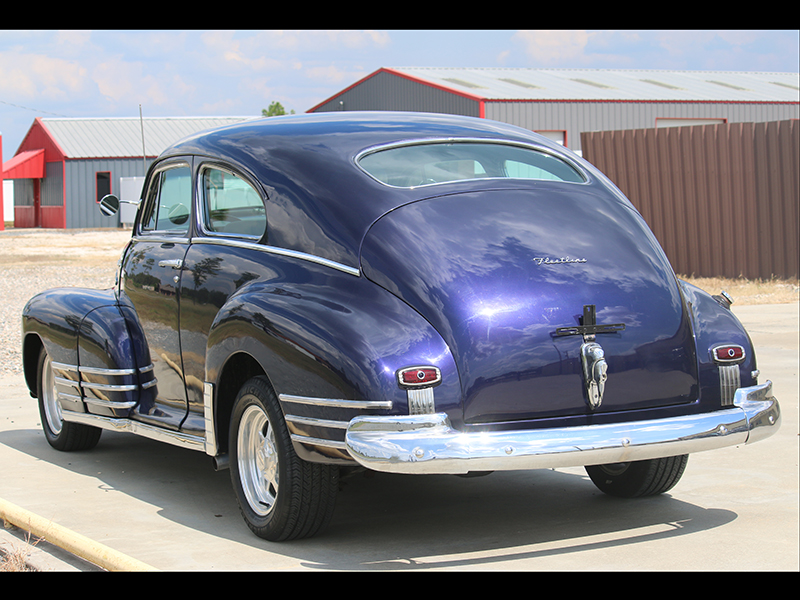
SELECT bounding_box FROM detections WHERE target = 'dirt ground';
[1,227,797,305]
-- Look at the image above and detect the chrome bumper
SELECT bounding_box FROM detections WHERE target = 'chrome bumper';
[345,381,780,475]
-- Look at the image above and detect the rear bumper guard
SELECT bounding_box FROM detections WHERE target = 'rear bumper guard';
[345,381,780,475]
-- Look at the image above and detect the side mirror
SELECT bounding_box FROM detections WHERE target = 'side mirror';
[99,194,120,216]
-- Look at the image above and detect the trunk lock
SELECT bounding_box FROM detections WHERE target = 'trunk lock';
[554,305,624,411]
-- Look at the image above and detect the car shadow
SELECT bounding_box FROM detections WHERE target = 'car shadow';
[1,427,737,570]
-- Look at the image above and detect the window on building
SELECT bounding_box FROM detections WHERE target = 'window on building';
[96,172,111,203]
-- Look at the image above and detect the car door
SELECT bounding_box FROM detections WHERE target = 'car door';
[120,159,193,430]
[178,162,269,433]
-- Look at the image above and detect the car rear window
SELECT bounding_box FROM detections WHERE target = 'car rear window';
[357,141,585,187]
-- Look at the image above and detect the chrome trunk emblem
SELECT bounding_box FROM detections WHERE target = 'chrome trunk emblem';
[581,341,608,410]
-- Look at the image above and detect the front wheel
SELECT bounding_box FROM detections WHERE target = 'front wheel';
[229,376,338,541]
[585,455,688,498]
[37,348,102,452]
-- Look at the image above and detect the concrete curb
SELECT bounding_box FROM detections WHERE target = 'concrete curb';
[0,497,157,572]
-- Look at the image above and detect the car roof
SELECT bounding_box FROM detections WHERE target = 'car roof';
[160,111,587,271]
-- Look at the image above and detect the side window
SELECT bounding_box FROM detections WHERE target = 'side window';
[201,167,266,239]
[140,165,191,233]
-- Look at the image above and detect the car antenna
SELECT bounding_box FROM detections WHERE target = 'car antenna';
[139,104,147,175]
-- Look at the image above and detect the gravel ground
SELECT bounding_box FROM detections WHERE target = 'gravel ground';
[0,229,129,377]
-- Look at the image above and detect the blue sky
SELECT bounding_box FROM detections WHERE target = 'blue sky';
[1,29,798,163]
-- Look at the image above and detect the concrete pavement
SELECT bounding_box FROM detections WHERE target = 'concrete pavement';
[1,303,797,571]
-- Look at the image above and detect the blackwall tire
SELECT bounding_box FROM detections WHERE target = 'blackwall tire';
[585,455,689,498]
[229,376,339,541]
[37,348,102,452]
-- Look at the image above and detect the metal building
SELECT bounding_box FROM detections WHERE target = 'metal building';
[308,68,800,152]
[3,116,255,229]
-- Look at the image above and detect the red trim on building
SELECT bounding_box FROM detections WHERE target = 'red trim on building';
[307,67,487,113]
[3,149,45,179]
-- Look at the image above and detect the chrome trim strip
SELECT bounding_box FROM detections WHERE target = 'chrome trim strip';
[78,365,137,376]
[191,237,360,277]
[345,382,781,475]
[279,394,392,410]
[131,235,191,245]
[61,409,206,452]
[80,381,138,392]
[51,361,78,374]
[83,397,138,409]
[203,382,216,456]
[51,362,154,378]
[290,433,348,450]
[285,414,349,429]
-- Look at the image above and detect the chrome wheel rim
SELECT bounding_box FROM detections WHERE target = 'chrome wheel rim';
[41,355,63,435]
[237,404,279,517]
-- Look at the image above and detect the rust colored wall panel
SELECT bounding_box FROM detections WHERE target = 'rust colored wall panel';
[581,120,798,279]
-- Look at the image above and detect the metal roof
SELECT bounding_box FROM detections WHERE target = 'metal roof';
[39,116,258,159]
[388,68,800,103]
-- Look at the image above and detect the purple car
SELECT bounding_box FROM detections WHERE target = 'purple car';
[22,112,780,541]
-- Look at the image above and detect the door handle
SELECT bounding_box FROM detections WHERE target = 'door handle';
[158,259,184,269]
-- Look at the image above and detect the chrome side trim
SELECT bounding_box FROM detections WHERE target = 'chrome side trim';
[62,409,206,452]
[345,382,781,475]
[203,382,216,456]
[290,434,348,450]
[50,362,155,410]
[77,365,137,376]
[191,237,361,277]
[83,397,138,409]
[131,235,191,245]
[80,381,138,392]
[279,394,392,410]
[285,414,349,430]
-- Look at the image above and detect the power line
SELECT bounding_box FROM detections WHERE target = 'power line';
[0,99,69,117]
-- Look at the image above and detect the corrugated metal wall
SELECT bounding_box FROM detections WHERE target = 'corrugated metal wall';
[65,158,152,229]
[487,101,799,153]
[581,119,798,279]
[312,70,481,116]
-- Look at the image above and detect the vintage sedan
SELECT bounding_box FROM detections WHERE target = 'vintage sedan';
[21,112,780,541]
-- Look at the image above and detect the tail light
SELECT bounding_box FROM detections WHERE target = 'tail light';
[712,344,745,407]
[712,345,745,363]
[397,366,441,388]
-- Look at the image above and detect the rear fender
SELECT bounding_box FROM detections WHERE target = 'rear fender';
[205,275,460,462]
[679,280,759,404]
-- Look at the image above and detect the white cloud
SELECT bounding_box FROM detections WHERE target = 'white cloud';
[0,50,87,100]
[513,30,592,64]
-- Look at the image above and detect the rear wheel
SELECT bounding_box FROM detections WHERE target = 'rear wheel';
[229,376,338,541]
[585,455,688,498]
[37,348,102,452]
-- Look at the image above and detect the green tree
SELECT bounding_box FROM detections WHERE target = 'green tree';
[262,101,295,117]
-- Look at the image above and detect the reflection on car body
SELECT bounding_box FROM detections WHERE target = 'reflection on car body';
[21,112,780,541]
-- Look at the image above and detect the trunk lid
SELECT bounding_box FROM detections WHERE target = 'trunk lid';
[360,184,698,424]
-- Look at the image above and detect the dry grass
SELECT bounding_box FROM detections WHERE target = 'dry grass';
[0,525,38,572]
[0,228,797,306]
[678,275,799,306]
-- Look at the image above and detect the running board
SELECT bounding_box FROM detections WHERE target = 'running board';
[62,409,207,453]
